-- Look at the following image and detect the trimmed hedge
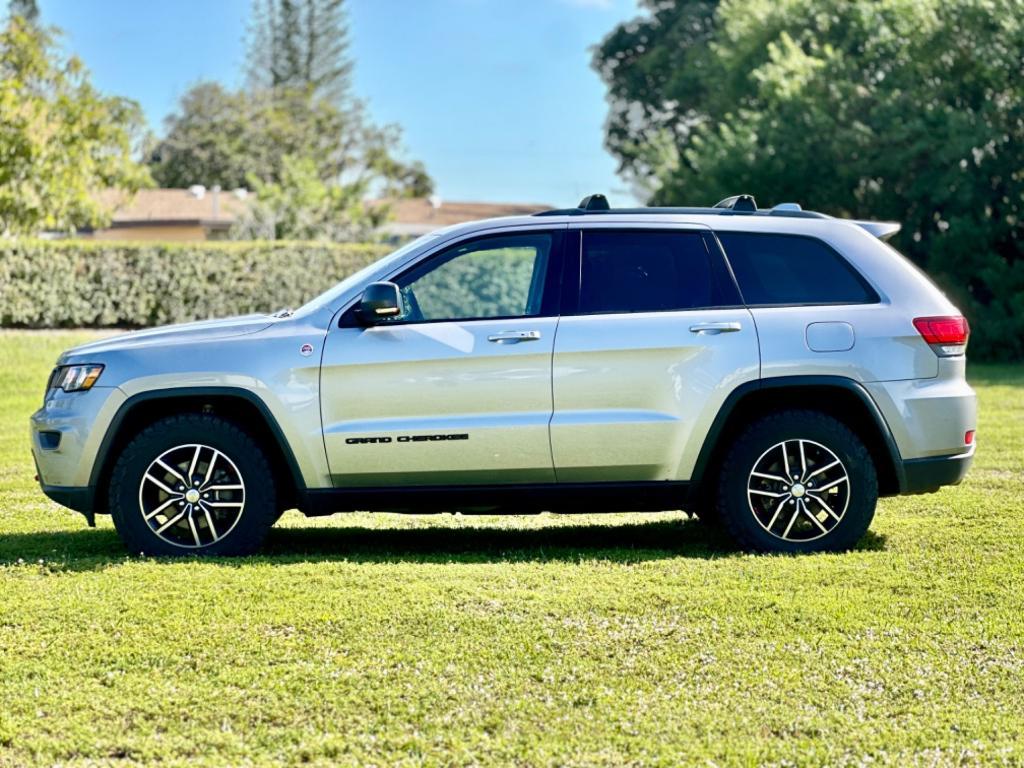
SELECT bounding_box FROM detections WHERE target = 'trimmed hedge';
[0,240,390,327]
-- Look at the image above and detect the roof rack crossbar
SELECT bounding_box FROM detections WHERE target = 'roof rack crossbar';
[531,194,830,219]
[713,194,757,212]
[577,193,610,211]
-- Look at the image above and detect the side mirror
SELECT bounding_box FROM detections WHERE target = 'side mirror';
[358,281,403,324]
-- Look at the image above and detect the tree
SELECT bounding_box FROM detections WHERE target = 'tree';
[594,0,1024,361]
[231,154,388,241]
[150,0,432,238]
[6,0,39,25]
[246,0,352,104]
[146,82,253,190]
[0,16,149,235]
[149,83,430,197]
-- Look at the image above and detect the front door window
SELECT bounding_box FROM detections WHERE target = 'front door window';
[392,233,553,322]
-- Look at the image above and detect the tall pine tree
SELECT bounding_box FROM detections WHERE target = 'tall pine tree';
[246,0,352,104]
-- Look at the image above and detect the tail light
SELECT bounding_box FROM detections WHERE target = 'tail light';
[913,316,969,357]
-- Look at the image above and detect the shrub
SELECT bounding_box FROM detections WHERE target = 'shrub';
[0,239,389,328]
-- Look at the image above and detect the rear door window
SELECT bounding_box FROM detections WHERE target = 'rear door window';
[577,230,739,314]
[717,232,878,306]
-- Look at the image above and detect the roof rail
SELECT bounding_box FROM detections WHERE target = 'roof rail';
[532,194,830,219]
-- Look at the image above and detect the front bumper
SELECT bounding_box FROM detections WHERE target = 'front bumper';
[900,446,975,495]
[39,484,96,516]
[30,386,125,514]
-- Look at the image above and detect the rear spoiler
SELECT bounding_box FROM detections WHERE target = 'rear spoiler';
[852,220,901,241]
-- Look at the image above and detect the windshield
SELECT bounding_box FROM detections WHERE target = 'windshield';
[295,234,438,316]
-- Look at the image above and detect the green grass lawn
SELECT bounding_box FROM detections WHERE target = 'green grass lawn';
[1,331,1022,767]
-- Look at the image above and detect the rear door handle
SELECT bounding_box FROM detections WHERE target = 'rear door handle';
[689,322,742,335]
[487,330,542,344]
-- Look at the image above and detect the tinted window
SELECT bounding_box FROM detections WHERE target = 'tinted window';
[718,233,878,305]
[395,233,552,322]
[578,231,736,314]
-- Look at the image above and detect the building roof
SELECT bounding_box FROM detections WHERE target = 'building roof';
[93,189,550,235]
[96,187,249,230]
[377,198,550,236]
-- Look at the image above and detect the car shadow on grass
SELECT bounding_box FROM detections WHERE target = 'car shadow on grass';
[0,517,888,570]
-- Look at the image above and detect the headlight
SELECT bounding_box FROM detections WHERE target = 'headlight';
[51,364,105,392]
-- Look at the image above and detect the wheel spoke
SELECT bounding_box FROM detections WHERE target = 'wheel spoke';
[204,484,244,492]
[155,459,188,487]
[187,445,202,483]
[751,471,790,484]
[144,495,181,521]
[186,506,202,547]
[805,459,841,481]
[815,476,848,493]
[205,501,244,508]
[765,496,792,531]
[202,450,220,488]
[199,501,219,541]
[144,473,177,495]
[800,500,828,533]
[782,502,801,538]
[749,488,789,498]
[155,510,186,535]
[807,493,841,522]
[781,442,791,479]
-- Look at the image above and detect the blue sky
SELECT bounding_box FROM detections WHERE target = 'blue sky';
[37,0,642,206]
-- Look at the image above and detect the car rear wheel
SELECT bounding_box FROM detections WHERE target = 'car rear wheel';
[109,414,277,556]
[715,410,878,553]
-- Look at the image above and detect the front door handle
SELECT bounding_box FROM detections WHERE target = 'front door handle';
[488,330,542,344]
[689,322,742,335]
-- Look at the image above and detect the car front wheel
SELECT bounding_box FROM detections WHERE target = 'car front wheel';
[715,410,878,553]
[109,414,277,556]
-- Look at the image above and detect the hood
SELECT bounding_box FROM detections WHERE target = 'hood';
[62,314,275,359]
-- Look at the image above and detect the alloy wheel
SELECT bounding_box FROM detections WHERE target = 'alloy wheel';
[137,443,246,549]
[746,439,850,542]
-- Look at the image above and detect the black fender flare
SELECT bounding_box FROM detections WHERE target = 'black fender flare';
[688,375,906,495]
[90,386,308,498]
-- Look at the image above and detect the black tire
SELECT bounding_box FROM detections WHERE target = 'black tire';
[715,410,877,554]
[109,414,277,556]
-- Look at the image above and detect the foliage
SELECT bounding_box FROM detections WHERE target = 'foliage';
[2,331,1024,764]
[594,0,1024,360]
[6,0,38,25]
[246,0,352,105]
[232,155,389,241]
[0,239,387,327]
[148,84,425,196]
[0,16,150,235]
[149,0,432,240]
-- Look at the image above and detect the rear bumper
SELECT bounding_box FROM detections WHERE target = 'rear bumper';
[900,446,974,495]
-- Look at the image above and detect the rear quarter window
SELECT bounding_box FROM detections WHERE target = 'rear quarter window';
[717,232,879,306]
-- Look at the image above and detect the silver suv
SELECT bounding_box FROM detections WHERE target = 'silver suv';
[30,194,976,555]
